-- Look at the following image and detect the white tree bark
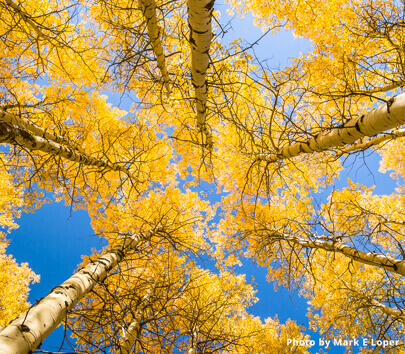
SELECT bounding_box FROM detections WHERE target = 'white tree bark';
[257,93,405,162]
[4,0,46,39]
[269,231,405,276]
[336,129,405,155]
[0,109,84,153]
[370,299,405,322]
[0,121,134,178]
[0,228,161,354]
[188,0,214,148]
[116,286,154,354]
[139,0,171,94]
[187,324,198,354]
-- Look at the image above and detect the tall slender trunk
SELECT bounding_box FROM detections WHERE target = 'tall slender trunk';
[4,0,46,39]
[116,285,155,354]
[266,231,405,276]
[187,324,198,354]
[139,0,171,94]
[370,299,405,322]
[257,93,405,163]
[336,128,405,155]
[0,121,134,178]
[0,109,83,152]
[188,0,214,148]
[0,227,161,354]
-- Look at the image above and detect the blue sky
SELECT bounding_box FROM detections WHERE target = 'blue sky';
[4,2,402,353]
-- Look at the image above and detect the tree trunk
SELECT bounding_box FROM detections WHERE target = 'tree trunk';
[268,231,405,276]
[0,228,161,354]
[116,285,154,354]
[4,0,46,39]
[0,121,134,177]
[0,109,84,153]
[370,299,405,322]
[188,0,214,148]
[187,324,198,354]
[257,93,405,162]
[139,0,171,94]
[336,128,405,155]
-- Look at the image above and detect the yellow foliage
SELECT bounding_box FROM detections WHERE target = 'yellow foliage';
[0,168,38,330]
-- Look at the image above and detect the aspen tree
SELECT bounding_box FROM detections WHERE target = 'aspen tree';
[0,109,84,153]
[214,182,405,350]
[69,247,306,353]
[260,231,405,277]
[138,0,171,94]
[0,121,136,178]
[256,93,405,163]
[302,251,405,348]
[68,250,192,353]
[116,285,155,354]
[3,0,405,350]
[0,227,161,353]
[188,0,214,148]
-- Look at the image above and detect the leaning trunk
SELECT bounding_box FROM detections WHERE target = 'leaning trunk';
[258,93,405,163]
[0,121,134,177]
[270,231,405,276]
[0,109,84,153]
[0,228,160,354]
[370,299,405,323]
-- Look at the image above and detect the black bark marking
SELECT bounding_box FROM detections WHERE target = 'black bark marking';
[387,96,396,113]
[205,0,215,10]
[20,324,30,332]
[192,28,210,35]
[18,128,36,145]
[189,32,196,46]
[113,248,124,260]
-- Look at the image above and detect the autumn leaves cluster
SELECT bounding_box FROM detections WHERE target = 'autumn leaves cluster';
[0,0,405,352]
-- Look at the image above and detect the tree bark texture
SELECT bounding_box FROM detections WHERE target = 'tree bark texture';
[0,109,84,153]
[188,0,214,148]
[370,299,405,322]
[139,0,171,94]
[257,93,405,162]
[271,232,405,276]
[336,129,405,155]
[0,120,133,176]
[0,228,160,354]
[116,286,154,354]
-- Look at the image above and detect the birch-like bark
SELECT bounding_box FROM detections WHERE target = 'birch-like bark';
[370,299,405,322]
[0,121,134,178]
[4,0,46,39]
[116,286,154,354]
[336,129,405,155]
[257,93,405,163]
[0,228,161,354]
[139,0,171,94]
[0,109,84,153]
[269,231,405,276]
[188,0,214,148]
[187,324,198,354]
